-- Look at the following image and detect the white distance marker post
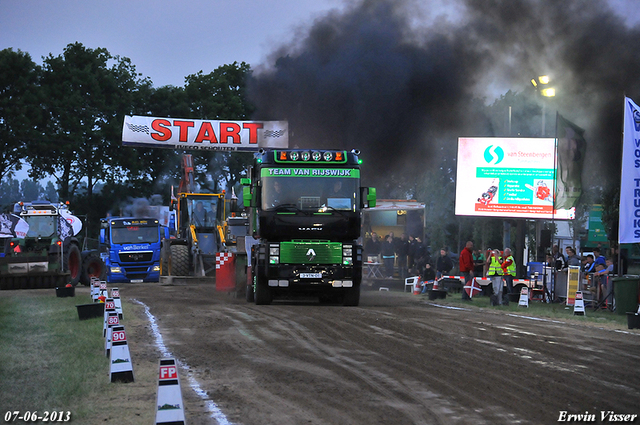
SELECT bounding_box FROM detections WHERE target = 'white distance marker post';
[155,358,186,424]
[109,325,134,383]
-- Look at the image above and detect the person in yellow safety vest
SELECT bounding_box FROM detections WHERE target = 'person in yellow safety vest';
[486,249,503,306]
[500,247,516,299]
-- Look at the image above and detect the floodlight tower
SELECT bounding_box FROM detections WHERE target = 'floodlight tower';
[531,75,556,136]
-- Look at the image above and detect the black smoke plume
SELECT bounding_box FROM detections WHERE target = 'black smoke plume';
[248,0,640,196]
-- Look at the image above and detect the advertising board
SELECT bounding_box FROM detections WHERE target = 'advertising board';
[455,137,575,219]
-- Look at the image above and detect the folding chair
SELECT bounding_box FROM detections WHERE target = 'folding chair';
[404,276,420,292]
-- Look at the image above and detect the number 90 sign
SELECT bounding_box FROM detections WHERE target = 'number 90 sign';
[112,330,127,342]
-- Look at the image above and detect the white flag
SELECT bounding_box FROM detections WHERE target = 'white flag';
[618,97,640,243]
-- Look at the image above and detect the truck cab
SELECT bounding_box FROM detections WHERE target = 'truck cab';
[99,217,168,283]
[243,149,376,305]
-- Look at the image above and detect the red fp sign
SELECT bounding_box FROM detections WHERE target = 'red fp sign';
[159,366,178,380]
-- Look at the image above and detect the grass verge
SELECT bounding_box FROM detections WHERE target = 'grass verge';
[0,288,156,424]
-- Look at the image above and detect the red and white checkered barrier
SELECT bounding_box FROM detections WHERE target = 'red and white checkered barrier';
[215,252,235,292]
[215,252,233,269]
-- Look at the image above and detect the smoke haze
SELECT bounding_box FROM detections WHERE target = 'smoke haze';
[248,0,640,196]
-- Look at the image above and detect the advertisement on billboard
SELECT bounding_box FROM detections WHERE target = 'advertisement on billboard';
[455,137,575,219]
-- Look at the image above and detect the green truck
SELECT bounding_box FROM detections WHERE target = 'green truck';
[242,149,376,305]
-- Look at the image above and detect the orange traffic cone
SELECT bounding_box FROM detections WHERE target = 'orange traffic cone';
[433,278,440,290]
[413,277,422,295]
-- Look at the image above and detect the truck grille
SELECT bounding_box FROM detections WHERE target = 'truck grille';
[279,241,342,264]
[118,251,153,263]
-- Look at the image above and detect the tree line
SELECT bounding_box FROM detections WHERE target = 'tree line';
[0,42,611,256]
[0,43,254,234]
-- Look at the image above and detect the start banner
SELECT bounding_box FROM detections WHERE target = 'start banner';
[122,115,288,152]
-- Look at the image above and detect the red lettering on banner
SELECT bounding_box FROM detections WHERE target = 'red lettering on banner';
[159,366,178,380]
[173,120,194,142]
[195,122,219,144]
[220,122,241,144]
[243,123,263,144]
[151,119,172,141]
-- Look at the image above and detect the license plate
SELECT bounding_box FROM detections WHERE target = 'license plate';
[300,273,322,279]
[130,279,143,283]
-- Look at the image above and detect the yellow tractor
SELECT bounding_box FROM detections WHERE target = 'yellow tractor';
[162,155,227,277]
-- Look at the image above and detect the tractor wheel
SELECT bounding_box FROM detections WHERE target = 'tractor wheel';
[160,244,169,276]
[80,252,106,286]
[169,244,190,276]
[65,244,82,286]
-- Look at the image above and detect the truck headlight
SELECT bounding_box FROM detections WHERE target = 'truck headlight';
[152,265,160,272]
[110,267,121,273]
[269,244,279,264]
[343,244,352,265]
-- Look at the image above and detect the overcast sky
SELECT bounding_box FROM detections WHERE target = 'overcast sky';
[0,0,344,87]
[2,0,638,88]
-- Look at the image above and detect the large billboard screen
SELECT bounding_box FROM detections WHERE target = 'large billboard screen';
[455,137,575,219]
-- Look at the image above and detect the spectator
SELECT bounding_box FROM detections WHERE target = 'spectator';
[582,254,595,273]
[407,235,417,273]
[420,263,437,294]
[487,249,503,305]
[459,241,474,300]
[473,249,485,278]
[396,233,410,280]
[593,248,606,268]
[435,247,454,279]
[412,236,430,276]
[565,246,581,267]
[364,232,381,260]
[500,247,516,298]
[593,259,613,302]
[381,235,396,279]
[552,245,566,271]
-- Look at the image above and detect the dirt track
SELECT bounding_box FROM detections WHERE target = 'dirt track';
[123,283,640,425]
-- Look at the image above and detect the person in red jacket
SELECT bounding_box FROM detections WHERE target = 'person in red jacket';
[459,240,474,300]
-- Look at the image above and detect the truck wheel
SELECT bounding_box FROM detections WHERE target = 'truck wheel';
[80,252,106,286]
[343,285,360,306]
[170,244,190,276]
[254,274,272,305]
[65,244,82,286]
[246,283,255,303]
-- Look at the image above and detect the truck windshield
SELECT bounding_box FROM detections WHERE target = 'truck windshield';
[111,226,159,244]
[261,170,359,212]
[25,216,55,238]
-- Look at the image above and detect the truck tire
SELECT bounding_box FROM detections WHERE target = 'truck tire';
[254,272,271,305]
[80,252,106,286]
[343,285,360,306]
[65,244,82,286]
[170,244,190,276]
[246,279,255,303]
